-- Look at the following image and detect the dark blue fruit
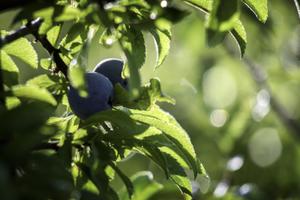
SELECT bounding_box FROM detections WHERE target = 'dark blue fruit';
[67,72,113,119]
[93,58,128,89]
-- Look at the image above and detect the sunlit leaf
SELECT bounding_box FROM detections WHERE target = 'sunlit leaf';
[230,20,247,56]
[119,25,145,97]
[129,106,201,176]
[3,37,38,69]
[0,50,19,86]
[12,85,57,106]
[243,0,268,22]
[150,26,171,68]
[47,25,62,47]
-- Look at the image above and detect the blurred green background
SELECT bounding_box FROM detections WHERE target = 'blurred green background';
[1,0,300,199]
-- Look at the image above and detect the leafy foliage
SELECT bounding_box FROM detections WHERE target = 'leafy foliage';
[0,0,281,199]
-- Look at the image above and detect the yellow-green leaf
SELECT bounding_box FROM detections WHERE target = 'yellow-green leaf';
[12,85,57,106]
[3,37,38,69]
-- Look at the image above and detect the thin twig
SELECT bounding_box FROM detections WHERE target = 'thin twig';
[243,57,300,139]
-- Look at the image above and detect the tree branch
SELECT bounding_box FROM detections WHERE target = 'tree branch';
[0,18,69,79]
[243,57,300,139]
[0,18,43,48]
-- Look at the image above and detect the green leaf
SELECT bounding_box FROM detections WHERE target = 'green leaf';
[66,23,86,43]
[12,85,57,106]
[150,26,171,68]
[40,58,53,70]
[138,78,175,109]
[68,65,87,97]
[0,50,19,86]
[109,162,134,198]
[185,0,247,53]
[207,0,240,32]
[82,109,137,132]
[55,6,83,21]
[206,0,240,46]
[230,20,247,56]
[119,25,145,97]
[184,0,213,12]
[3,37,38,69]
[47,25,62,47]
[243,0,268,22]
[26,74,58,89]
[119,171,163,200]
[129,106,201,177]
[5,97,21,110]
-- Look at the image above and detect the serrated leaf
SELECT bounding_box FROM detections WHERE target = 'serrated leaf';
[3,37,38,69]
[230,20,247,56]
[0,50,19,86]
[119,25,145,97]
[12,85,57,106]
[47,25,62,47]
[129,106,199,177]
[150,27,171,68]
[119,171,163,200]
[243,0,268,22]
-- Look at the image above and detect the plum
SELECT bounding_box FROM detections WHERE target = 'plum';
[67,72,113,119]
[93,58,128,89]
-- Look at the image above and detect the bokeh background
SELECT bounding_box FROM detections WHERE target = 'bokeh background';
[1,0,300,199]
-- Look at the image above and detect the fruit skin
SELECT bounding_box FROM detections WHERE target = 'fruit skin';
[93,58,128,89]
[67,72,113,119]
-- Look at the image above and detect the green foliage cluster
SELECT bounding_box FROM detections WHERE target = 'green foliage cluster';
[0,0,296,200]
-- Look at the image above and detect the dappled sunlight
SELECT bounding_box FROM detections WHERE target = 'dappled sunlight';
[203,66,237,109]
[248,128,282,167]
